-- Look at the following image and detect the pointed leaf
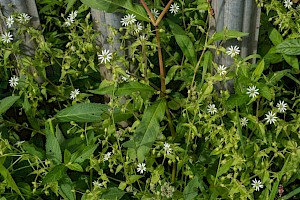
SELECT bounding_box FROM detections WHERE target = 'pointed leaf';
[167,19,197,66]
[283,54,299,70]
[71,144,98,163]
[55,103,109,122]
[59,175,76,200]
[268,28,283,46]
[116,82,155,98]
[45,121,62,165]
[101,187,125,200]
[135,99,166,162]
[183,176,200,200]
[42,164,67,185]
[276,39,300,55]
[0,96,20,115]
[0,165,25,199]
[81,0,149,22]
[252,59,265,82]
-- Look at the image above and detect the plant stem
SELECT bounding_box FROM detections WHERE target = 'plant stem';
[155,26,166,97]
[155,0,173,26]
[140,0,156,25]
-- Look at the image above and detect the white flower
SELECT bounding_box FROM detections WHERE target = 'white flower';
[2,32,13,43]
[207,104,217,115]
[17,13,31,24]
[104,152,112,161]
[64,11,78,27]
[251,179,263,191]
[98,49,112,64]
[120,76,129,82]
[14,141,25,147]
[6,16,14,28]
[127,14,136,25]
[137,163,146,174]
[120,14,136,27]
[70,89,80,99]
[226,45,240,57]
[246,85,259,98]
[163,142,172,155]
[151,9,160,18]
[120,15,129,26]
[139,35,147,42]
[93,180,103,188]
[70,45,76,51]
[240,117,248,127]
[68,11,78,20]
[217,65,227,75]
[64,18,73,27]
[9,76,19,87]
[170,3,180,14]
[284,0,293,9]
[134,22,143,34]
[276,100,287,113]
[265,111,278,124]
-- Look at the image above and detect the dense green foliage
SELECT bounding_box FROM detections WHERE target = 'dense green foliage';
[0,0,300,199]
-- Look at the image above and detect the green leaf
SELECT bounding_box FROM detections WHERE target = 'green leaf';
[183,176,199,200]
[276,39,300,55]
[225,94,249,110]
[167,19,197,66]
[55,103,109,122]
[0,165,25,199]
[45,121,62,165]
[252,59,265,82]
[0,96,20,115]
[115,82,155,99]
[283,54,299,70]
[23,97,40,130]
[281,186,300,200]
[135,99,166,162]
[217,158,234,177]
[208,29,249,44]
[90,82,155,100]
[22,143,45,160]
[66,0,77,14]
[101,187,125,200]
[66,163,83,172]
[80,0,119,12]
[71,144,98,163]
[268,28,283,46]
[268,69,291,85]
[89,80,115,95]
[80,0,149,22]
[42,164,67,185]
[129,175,143,183]
[59,175,76,200]
[166,65,181,85]
[257,84,273,101]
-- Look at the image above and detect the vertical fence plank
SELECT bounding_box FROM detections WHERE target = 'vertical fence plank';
[210,0,261,92]
[91,9,123,81]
